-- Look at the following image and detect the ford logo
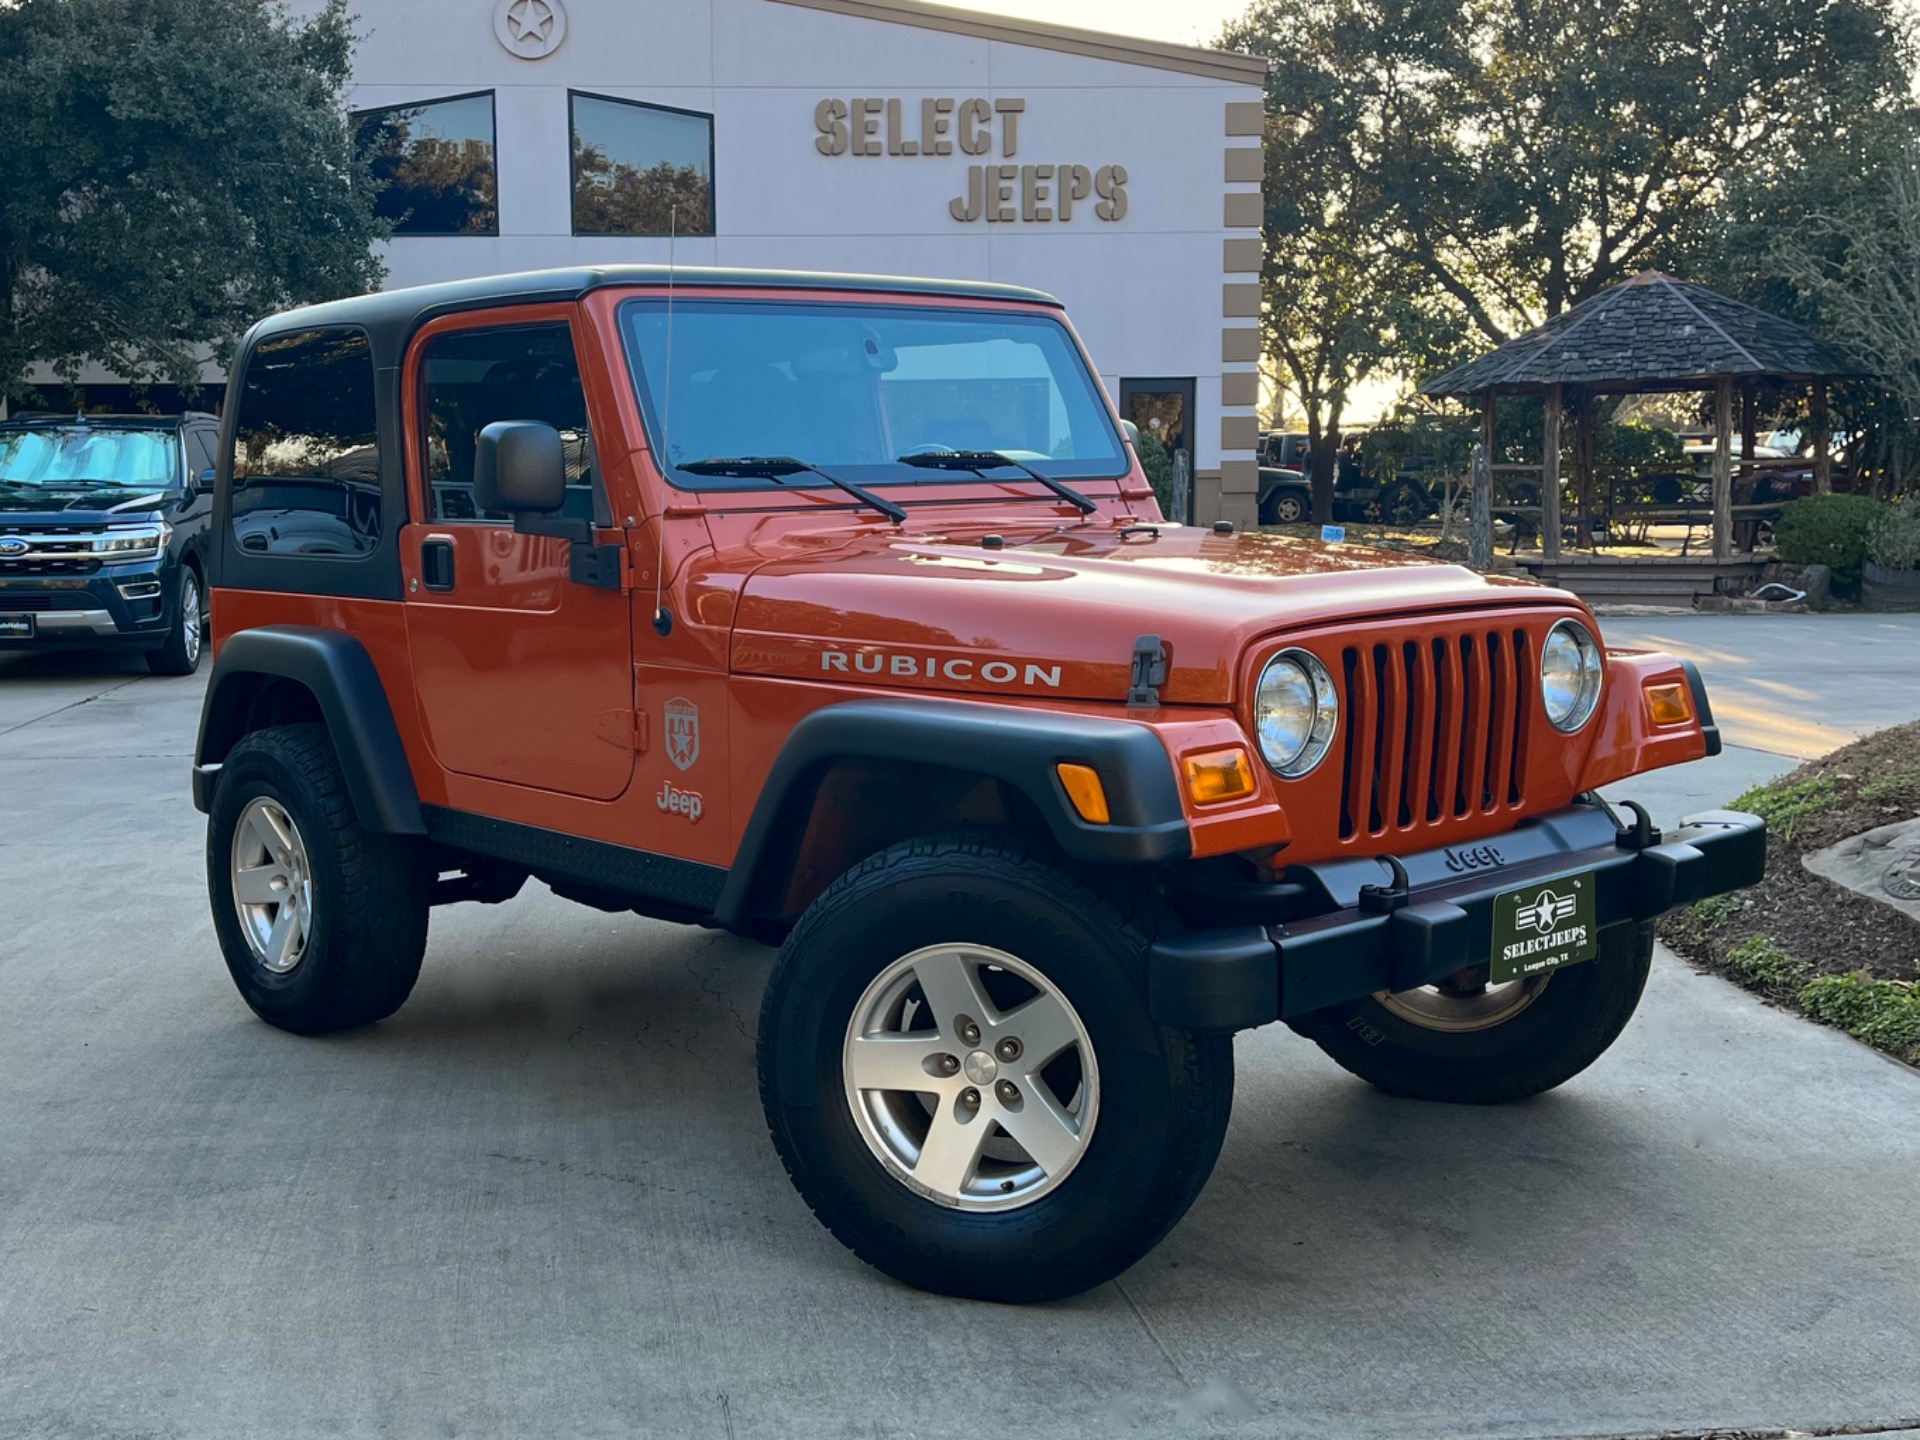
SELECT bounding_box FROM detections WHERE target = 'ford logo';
[0,537,28,557]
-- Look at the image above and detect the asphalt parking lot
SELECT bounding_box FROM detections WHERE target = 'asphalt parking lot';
[2,613,1917,1440]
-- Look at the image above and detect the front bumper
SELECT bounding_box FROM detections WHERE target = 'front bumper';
[1147,801,1766,1031]
[0,566,174,649]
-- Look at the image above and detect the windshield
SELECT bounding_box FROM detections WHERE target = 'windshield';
[0,427,179,491]
[619,299,1127,490]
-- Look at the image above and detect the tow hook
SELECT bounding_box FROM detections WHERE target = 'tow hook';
[1358,855,1412,914]
[1614,800,1663,851]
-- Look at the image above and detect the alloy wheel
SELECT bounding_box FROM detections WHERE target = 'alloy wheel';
[230,796,314,974]
[843,943,1099,1211]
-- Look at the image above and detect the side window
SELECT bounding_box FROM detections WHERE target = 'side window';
[185,431,216,486]
[418,323,599,523]
[231,328,381,558]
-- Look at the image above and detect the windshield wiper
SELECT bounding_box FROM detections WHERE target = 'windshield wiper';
[679,455,908,524]
[896,450,1098,515]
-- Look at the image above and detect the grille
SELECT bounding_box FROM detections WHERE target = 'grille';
[0,557,102,576]
[1337,628,1532,841]
[0,593,60,612]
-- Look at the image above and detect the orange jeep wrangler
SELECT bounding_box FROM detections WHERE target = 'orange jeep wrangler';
[192,266,1763,1302]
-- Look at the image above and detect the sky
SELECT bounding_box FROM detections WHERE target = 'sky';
[953,0,1251,48]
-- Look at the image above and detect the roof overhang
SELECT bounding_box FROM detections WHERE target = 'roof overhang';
[765,0,1270,85]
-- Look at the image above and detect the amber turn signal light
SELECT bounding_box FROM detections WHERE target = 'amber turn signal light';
[1184,747,1256,806]
[1644,682,1694,726]
[1056,763,1111,824]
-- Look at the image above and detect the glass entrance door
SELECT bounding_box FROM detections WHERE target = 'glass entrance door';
[1118,378,1196,523]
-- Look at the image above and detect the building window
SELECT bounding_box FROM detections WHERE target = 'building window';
[230,328,382,558]
[354,92,499,237]
[570,92,714,237]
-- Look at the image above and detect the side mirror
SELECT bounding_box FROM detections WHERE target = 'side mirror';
[474,420,565,514]
[196,467,217,495]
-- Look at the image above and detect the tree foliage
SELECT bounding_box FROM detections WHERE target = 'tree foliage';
[0,0,385,400]
[1223,0,1916,372]
[1223,1,1465,522]
[571,142,715,237]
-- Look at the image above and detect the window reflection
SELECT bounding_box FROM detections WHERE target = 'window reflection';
[354,92,499,237]
[570,92,714,237]
[231,328,382,558]
[420,324,600,524]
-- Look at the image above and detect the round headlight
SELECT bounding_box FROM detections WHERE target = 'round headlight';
[1255,649,1339,777]
[1540,619,1603,732]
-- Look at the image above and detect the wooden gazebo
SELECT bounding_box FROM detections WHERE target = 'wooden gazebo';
[1420,271,1867,560]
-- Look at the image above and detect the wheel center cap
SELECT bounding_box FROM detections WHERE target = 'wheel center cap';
[962,1050,998,1086]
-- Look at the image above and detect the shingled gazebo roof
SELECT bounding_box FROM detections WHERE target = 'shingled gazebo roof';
[1420,271,1866,397]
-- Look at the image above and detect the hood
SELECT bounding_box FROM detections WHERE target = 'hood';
[726,519,1568,705]
[0,489,168,521]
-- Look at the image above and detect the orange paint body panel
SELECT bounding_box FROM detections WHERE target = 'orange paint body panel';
[209,279,1719,891]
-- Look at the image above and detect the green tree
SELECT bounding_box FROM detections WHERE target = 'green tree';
[0,0,384,400]
[1222,0,1465,523]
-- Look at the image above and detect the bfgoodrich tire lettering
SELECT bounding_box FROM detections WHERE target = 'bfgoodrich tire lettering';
[207,723,429,1035]
[758,834,1233,1303]
[1297,920,1655,1104]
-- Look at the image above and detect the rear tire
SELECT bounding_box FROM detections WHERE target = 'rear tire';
[758,834,1233,1302]
[1261,489,1307,525]
[1296,921,1654,1104]
[207,723,429,1035]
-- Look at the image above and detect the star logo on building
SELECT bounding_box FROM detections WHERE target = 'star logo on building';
[492,0,567,58]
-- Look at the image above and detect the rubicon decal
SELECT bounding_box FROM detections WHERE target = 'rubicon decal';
[821,649,1062,688]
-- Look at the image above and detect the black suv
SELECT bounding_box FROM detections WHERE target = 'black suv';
[0,412,217,674]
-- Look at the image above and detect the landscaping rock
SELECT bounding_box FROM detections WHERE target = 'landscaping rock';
[1804,815,1920,926]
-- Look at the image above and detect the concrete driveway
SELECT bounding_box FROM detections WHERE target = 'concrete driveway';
[2,618,1917,1440]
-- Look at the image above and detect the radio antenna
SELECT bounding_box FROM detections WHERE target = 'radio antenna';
[652,204,677,636]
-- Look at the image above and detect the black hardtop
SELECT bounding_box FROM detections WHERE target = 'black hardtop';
[245,264,1064,356]
[3,411,217,429]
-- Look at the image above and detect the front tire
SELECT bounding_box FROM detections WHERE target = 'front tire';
[1297,921,1654,1104]
[207,723,429,1035]
[145,566,204,676]
[758,835,1233,1303]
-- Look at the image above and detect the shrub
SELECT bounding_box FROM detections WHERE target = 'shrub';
[1728,774,1838,841]
[1774,493,1886,593]
[1136,430,1174,515]
[1721,934,1811,991]
[1869,495,1920,571]
[1800,973,1920,1063]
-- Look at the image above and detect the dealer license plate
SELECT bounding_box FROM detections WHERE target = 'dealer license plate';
[0,614,35,641]
[1489,872,1598,984]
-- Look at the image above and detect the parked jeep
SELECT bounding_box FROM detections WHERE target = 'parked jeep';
[0,411,217,673]
[191,267,1763,1303]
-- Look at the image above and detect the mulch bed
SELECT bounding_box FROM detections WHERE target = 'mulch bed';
[1659,719,1920,1037]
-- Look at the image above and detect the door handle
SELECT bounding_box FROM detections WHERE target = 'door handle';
[421,536,455,591]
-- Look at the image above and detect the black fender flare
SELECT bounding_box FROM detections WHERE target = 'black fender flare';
[711,698,1193,929]
[192,625,425,835]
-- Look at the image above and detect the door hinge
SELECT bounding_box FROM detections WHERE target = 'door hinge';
[593,708,648,752]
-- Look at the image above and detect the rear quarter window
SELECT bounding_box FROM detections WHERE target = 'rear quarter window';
[230,328,381,558]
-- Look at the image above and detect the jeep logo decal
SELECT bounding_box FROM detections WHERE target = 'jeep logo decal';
[1443,843,1506,874]
[664,697,699,771]
[821,649,1062,688]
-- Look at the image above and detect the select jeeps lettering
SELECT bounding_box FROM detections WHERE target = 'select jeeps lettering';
[821,648,1062,688]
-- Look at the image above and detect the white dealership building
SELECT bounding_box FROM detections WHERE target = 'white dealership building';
[27,0,1266,524]
[294,0,1269,526]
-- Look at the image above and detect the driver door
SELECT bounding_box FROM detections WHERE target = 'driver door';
[401,310,634,802]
